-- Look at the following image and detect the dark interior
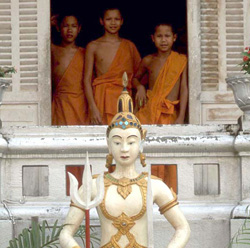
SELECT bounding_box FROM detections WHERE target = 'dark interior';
[51,0,187,57]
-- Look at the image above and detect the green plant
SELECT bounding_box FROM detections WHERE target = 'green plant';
[74,225,100,248]
[0,66,16,78]
[7,220,100,248]
[241,47,250,74]
[229,206,250,247]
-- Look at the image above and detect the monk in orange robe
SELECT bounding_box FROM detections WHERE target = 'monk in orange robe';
[51,14,88,125]
[84,8,141,125]
[133,23,188,124]
[92,39,140,124]
[52,47,88,125]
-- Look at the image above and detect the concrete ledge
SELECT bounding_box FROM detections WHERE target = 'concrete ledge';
[0,124,239,154]
[0,203,234,248]
[0,202,235,221]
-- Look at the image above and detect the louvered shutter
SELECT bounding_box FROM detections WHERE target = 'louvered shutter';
[200,0,219,91]
[196,0,245,124]
[200,0,245,87]
[226,0,244,78]
[19,0,38,91]
[0,0,50,126]
[0,0,12,85]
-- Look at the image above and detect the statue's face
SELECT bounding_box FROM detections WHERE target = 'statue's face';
[108,128,141,166]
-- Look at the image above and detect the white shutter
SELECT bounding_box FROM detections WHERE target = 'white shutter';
[0,0,50,126]
[200,0,219,91]
[19,0,38,91]
[226,0,244,78]
[0,0,12,86]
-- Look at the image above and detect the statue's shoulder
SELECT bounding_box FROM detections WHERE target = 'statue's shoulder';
[151,175,163,181]
[93,173,107,179]
[143,172,163,181]
[92,174,99,179]
[92,172,109,179]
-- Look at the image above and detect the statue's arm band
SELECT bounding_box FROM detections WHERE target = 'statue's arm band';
[72,246,81,248]
[70,202,85,212]
[159,188,179,215]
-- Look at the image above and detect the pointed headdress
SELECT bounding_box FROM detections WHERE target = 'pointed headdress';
[106,72,146,139]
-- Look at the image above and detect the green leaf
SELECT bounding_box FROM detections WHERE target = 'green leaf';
[22,228,31,248]
[50,220,58,240]
[31,221,41,247]
[41,220,46,245]
[18,234,24,248]
[8,219,100,248]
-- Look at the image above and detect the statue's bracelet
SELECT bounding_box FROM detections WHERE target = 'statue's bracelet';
[72,246,81,248]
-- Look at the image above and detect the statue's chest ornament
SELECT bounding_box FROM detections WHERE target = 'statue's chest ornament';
[105,173,147,199]
[100,173,147,248]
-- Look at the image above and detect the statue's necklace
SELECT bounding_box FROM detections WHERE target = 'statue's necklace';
[105,172,147,199]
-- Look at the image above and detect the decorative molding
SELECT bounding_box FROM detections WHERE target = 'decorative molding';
[0,125,240,155]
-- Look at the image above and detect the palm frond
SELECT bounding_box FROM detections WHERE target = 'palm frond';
[7,219,100,248]
[229,207,250,247]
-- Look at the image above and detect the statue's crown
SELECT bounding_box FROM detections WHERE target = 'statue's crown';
[106,72,145,138]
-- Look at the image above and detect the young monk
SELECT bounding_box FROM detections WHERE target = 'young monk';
[84,7,141,125]
[134,23,188,124]
[51,13,88,125]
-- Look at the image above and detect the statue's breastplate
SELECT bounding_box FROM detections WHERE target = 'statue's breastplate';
[99,173,148,248]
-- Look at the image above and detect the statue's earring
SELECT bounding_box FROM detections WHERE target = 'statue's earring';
[140,152,146,167]
[106,154,113,168]
[139,138,146,167]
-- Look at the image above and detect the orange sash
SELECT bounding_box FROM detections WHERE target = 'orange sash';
[52,48,89,125]
[92,39,141,125]
[136,51,187,124]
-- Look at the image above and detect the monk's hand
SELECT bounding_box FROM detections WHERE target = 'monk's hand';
[51,14,59,27]
[90,107,103,125]
[174,117,184,124]
[135,85,147,108]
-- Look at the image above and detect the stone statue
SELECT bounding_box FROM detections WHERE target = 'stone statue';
[59,73,190,248]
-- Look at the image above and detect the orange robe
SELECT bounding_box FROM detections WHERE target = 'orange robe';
[92,39,141,125]
[136,51,187,124]
[52,48,88,125]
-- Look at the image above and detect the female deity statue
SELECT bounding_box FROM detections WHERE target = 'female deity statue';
[59,75,190,248]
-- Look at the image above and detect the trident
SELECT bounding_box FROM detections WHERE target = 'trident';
[68,152,104,248]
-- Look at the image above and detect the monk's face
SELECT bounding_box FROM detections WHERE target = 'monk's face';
[100,9,123,35]
[151,25,177,53]
[60,16,81,44]
[107,128,141,167]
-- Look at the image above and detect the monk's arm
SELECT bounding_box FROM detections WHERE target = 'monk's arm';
[175,65,188,124]
[132,57,149,107]
[153,180,190,248]
[84,42,102,124]
[59,206,85,248]
[51,15,59,44]
[132,43,141,72]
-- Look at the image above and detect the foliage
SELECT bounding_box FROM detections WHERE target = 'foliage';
[74,225,100,248]
[241,47,250,75]
[7,219,100,248]
[229,206,250,247]
[0,66,16,78]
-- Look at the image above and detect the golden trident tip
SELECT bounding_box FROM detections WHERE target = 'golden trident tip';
[122,72,128,88]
